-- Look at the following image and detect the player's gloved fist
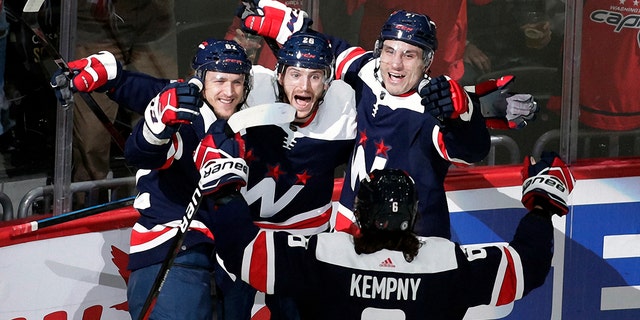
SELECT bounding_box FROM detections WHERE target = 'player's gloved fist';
[472,75,538,129]
[194,119,248,196]
[481,90,538,130]
[50,51,122,105]
[64,51,122,92]
[240,0,309,44]
[420,75,472,125]
[143,78,203,145]
[505,94,538,129]
[49,70,74,105]
[521,151,576,216]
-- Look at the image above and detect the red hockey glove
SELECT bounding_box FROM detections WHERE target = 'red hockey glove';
[521,151,576,216]
[194,119,248,196]
[143,78,203,144]
[69,51,122,92]
[50,51,122,105]
[240,0,309,44]
[420,75,472,125]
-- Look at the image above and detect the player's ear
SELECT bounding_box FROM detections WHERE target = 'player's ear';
[277,72,285,86]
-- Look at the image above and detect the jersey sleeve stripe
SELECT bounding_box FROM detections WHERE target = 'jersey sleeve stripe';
[245,231,268,292]
[244,231,277,294]
[335,47,367,80]
[431,125,472,166]
[333,204,360,235]
[496,246,517,305]
[253,206,331,232]
[494,246,525,306]
[129,223,177,253]
[159,133,182,170]
[129,220,213,253]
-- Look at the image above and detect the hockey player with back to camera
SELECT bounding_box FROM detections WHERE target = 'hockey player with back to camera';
[197,126,576,320]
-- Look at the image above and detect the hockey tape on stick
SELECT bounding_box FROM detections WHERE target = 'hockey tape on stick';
[227,102,296,133]
[10,196,136,237]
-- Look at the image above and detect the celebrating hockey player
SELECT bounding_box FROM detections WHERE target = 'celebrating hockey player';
[51,30,357,318]
[122,39,251,320]
[202,138,576,319]
[241,2,494,238]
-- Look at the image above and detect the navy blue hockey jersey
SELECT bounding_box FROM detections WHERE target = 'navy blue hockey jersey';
[114,66,356,270]
[212,195,554,320]
[328,41,491,239]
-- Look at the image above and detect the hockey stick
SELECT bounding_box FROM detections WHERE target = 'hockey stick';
[137,102,295,319]
[22,0,127,152]
[227,102,295,133]
[10,196,135,236]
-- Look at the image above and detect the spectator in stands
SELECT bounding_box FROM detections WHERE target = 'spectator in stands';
[462,0,563,84]
[71,0,178,208]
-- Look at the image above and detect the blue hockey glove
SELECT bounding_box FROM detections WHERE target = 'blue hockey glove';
[143,78,202,145]
[521,152,576,216]
[420,75,472,125]
[194,119,248,196]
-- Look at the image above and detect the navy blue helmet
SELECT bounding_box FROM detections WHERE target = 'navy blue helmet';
[192,39,252,79]
[379,10,438,52]
[276,30,334,80]
[355,169,418,232]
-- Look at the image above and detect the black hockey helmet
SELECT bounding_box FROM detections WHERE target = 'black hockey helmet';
[355,169,418,232]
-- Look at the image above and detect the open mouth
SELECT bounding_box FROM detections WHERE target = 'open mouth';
[294,94,312,107]
[387,72,405,83]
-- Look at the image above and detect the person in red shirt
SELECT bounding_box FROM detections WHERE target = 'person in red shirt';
[576,0,640,131]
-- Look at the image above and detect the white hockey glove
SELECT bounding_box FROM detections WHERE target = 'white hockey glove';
[143,78,202,145]
[470,75,539,129]
[194,120,248,196]
[521,152,576,216]
[504,94,538,129]
[240,0,309,44]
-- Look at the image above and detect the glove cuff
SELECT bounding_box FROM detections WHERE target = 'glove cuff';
[522,174,570,216]
[96,58,123,93]
[199,157,249,195]
[143,122,172,145]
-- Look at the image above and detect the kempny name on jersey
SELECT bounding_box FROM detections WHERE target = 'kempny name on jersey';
[350,273,421,301]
